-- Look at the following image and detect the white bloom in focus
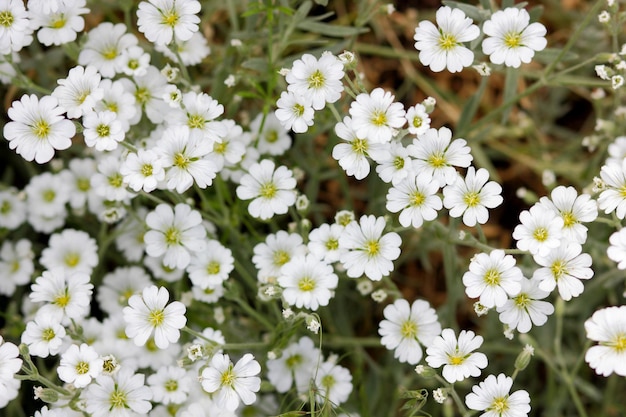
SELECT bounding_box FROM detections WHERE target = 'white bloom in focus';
[21,313,66,358]
[339,215,402,281]
[413,6,479,73]
[278,254,338,311]
[4,94,75,164]
[186,240,234,289]
[482,7,547,68]
[0,0,32,55]
[386,172,442,228]
[123,285,187,349]
[372,141,414,185]
[332,116,386,180]
[512,204,563,256]
[252,231,307,278]
[200,353,261,411]
[443,167,503,227]
[378,298,441,365]
[286,52,345,110]
[266,336,320,394]
[78,22,138,78]
[598,160,626,219]
[348,87,406,143]
[314,361,353,406]
[83,367,153,417]
[144,203,207,270]
[532,242,593,301]
[82,111,124,151]
[57,343,103,388]
[172,91,226,146]
[275,91,315,133]
[607,228,626,269]
[120,149,165,193]
[462,250,523,308]
[30,0,88,47]
[119,45,151,77]
[94,79,138,132]
[425,328,488,383]
[52,65,103,119]
[308,223,345,263]
[137,0,201,45]
[496,277,554,333]
[29,268,93,324]
[405,103,431,136]
[408,127,473,187]
[584,306,626,376]
[537,186,598,244]
[465,374,531,417]
[236,159,297,220]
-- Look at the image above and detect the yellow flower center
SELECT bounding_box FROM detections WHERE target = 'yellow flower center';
[206,261,221,275]
[562,211,577,228]
[214,142,227,154]
[550,260,567,280]
[514,293,531,308]
[187,114,205,129]
[96,123,110,138]
[297,276,316,292]
[108,173,124,188]
[351,138,368,154]
[448,354,465,365]
[463,191,480,207]
[109,389,128,409]
[42,328,56,341]
[148,309,165,326]
[490,397,509,414]
[410,191,426,207]
[285,354,302,369]
[428,153,447,168]
[412,116,423,128]
[371,110,387,127]
[10,260,20,273]
[308,69,325,89]
[64,252,80,267]
[43,189,56,202]
[265,130,278,143]
[0,200,10,214]
[273,250,290,266]
[533,227,548,242]
[164,380,178,392]
[400,320,417,339]
[54,291,71,308]
[259,182,277,199]
[365,239,380,256]
[321,374,336,389]
[75,361,90,375]
[325,238,339,251]
[504,32,522,48]
[135,87,150,104]
[141,164,153,177]
[438,32,458,51]
[102,47,118,60]
[484,268,501,286]
[77,178,91,192]
[0,11,13,27]
[32,120,51,139]
[220,365,236,387]
[293,103,305,116]
[173,152,190,169]
[608,334,626,352]
[393,156,405,170]
[106,102,119,113]
[162,10,179,27]
[164,227,181,245]
[128,59,139,70]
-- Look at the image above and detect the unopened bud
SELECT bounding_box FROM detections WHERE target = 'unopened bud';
[514,344,535,371]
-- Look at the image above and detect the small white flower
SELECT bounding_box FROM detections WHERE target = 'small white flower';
[82,110,125,151]
[372,141,414,185]
[462,250,523,308]
[120,149,165,193]
[236,159,297,220]
[200,353,261,411]
[278,254,338,311]
[274,91,315,133]
[496,277,554,333]
[537,186,598,244]
[607,228,626,269]
[348,87,406,143]
[40,229,98,275]
[465,374,531,417]
[426,328,488,383]
[0,239,34,296]
[598,10,611,23]
[585,306,626,376]
[433,388,447,404]
[137,0,201,45]
[0,336,22,408]
[598,160,626,219]
[267,336,320,394]
[286,52,344,110]
[532,242,593,301]
[186,240,234,289]
[123,285,187,349]
[386,172,442,228]
[378,298,441,364]
[612,74,624,90]
[443,167,503,227]
[339,215,402,281]
[405,103,431,136]
[413,6,480,73]
[77,22,138,78]
[482,7,547,68]
[57,344,103,388]
[332,116,386,180]
[21,314,66,358]
[147,365,190,405]
[29,268,93,324]
[52,65,103,119]
[314,361,353,406]
[512,204,563,256]
[83,367,153,417]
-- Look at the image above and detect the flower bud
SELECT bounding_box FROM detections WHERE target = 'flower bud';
[514,344,535,371]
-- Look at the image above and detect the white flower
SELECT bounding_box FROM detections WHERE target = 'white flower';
[172,91,226,146]
[4,94,75,164]
[482,7,547,68]
[307,223,346,263]
[200,353,261,411]
[462,250,523,308]
[186,240,234,289]
[144,203,207,270]
[29,268,93,324]
[236,159,297,220]
[598,160,626,219]
[52,65,103,119]
[137,0,201,45]
[465,374,531,417]
[332,116,386,180]
[58,158,96,210]
[0,189,26,230]
[278,254,338,311]
[607,228,626,269]
[121,65,170,124]
[339,215,402,281]
[372,141,414,185]
[425,328,488,383]
[385,172,442,228]
[119,45,151,77]
[250,112,291,156]
[0,336,21,408]
[97,266,153,315]
[0,0,32,55]
[275,90,315,133]
[413,6,480,73]
[512,204,563,256]
[91,155,133,202]
[378,298,442,364]
[155,31,211,65]
[123,285,187,349]
[147,365,190,405]
[537,186,598,244]
[40,229,98,275]
[252,231,307,278]
[496,277,554,333]
[532,242,593,301]
[443,167,503,227]
[405,103,431,136]
[0,239,33,296]
[408,127,473,187]
[77,22,138,78]
[30,0,88,46]
[83,367,153,417]
[348,87,406,143]
[314,361,353,406]
[584,306,626,376]
[120,149,165,193]
[57,344,103,388]
[94,79,137,132]
[285,52,345,110]
[266,336,320,393]
[82,110,124,151]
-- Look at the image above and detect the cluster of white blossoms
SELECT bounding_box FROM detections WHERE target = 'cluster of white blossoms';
[414,5,547,73]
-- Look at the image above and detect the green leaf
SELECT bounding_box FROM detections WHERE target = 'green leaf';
[501,66,518,124]
[533,48,579,64]
[296,20,370,37]
[241,57,268,72]
[443,1,489,21]
[528,4,544,21]
[457,76,488,136]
